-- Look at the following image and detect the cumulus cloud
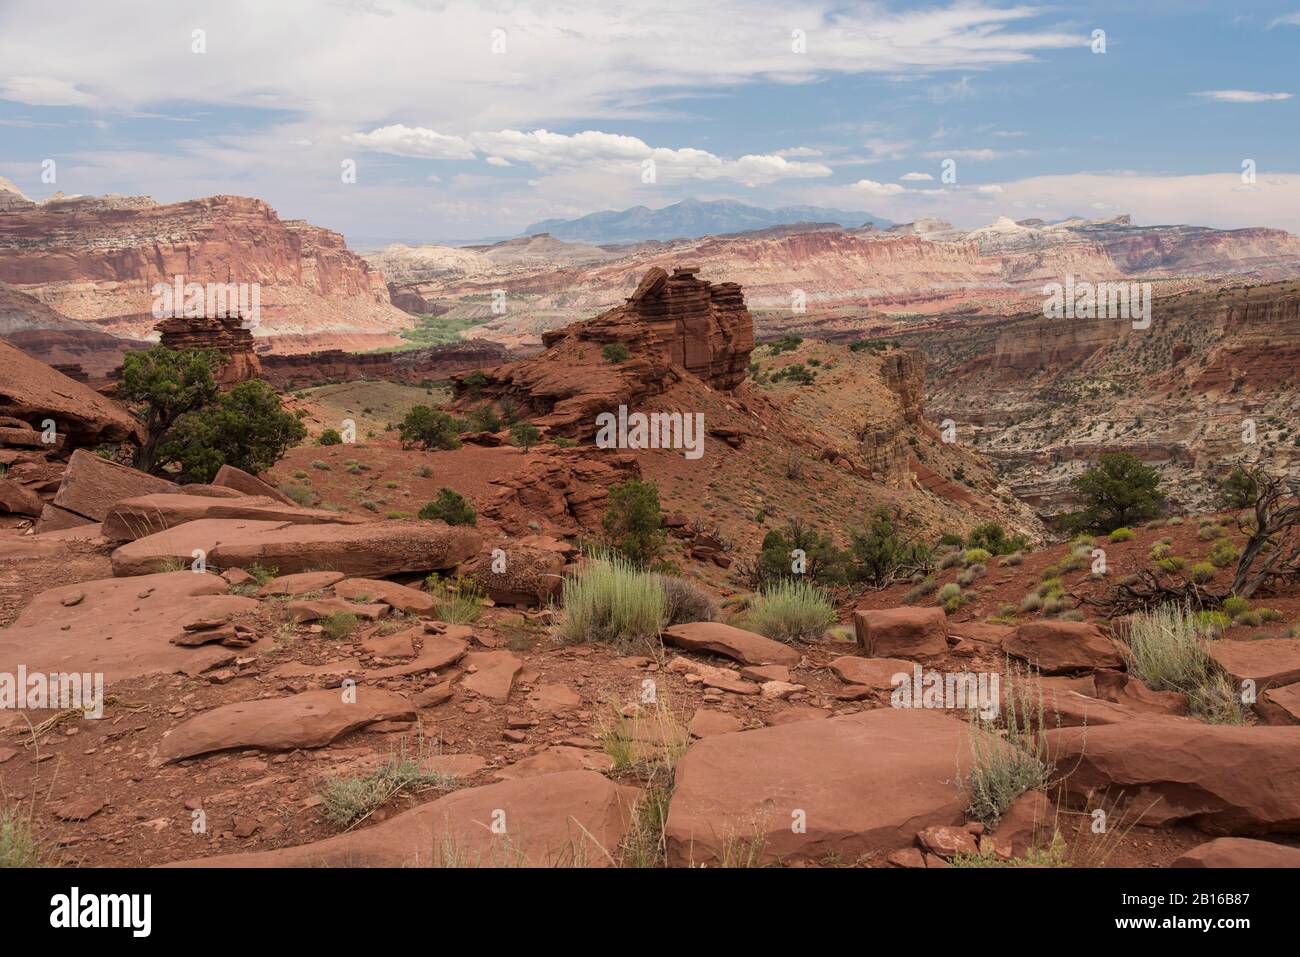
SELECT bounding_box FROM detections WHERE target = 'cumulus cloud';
[1194,90,1293,103]
[342,124,475,159]
[344,125,832,186]
[849,178,907,195]
[900,172,934,181]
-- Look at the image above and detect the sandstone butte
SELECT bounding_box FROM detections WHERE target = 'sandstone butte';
[450,265,755,436]
[0,192,412,350]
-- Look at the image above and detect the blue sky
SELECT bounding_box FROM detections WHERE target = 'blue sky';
[1,0,1298,243]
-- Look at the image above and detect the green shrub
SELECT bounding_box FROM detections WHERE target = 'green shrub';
[1155,556,1186,573]
[311,459,330,470]
[319,428,343,446]
[1061,452,1165,533]
[1196,525,1224,541]
[398,406,462,450]
[320,741,456,828]
[962,548,992,566]
[1000,552,1025,567]
[160,380,307,483]
[559,556,666,648]
[508,420,540,451]
[1222,596,1250,618]
[321,611,359,640]
[464,404,503,433]
[750,519,850,587]
[1108,527,1135,542]
[1190,562,1216,584]
[601,342,630,363]
[1149,542,1172,560]
[601,479,666,567]
[849,506,931,586]
[429,577,484,624]
[958,563,986,587]
[419,488,477,526]
[1209,541,1238,568]
[747,579,835,643]
[1020,592,1044,612]
[964,522,1028,556]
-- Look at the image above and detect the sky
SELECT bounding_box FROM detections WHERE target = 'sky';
[1,0,1299,244]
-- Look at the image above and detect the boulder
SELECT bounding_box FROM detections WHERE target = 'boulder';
[32,503,94,533]
[257,570,346,596]
[101,493,361,542]
[1257,681,1300,725]
[1209,638,1300,691]
[463,538,568,606]
[0,572,265,683]
[828,656,915,689]
[663,622,800,666]
[166,771,637,867]
[1003,620,1124,674]
[211,464,297,506]
[112,518,481,578]
[286,598,387,622]
[333,577,435,615]
[1171,837,1300,868]
[52,449,177,522]
[990,790,1054,859]
[460,650,522,703]
[853,607,948,658]
[665,708,968,865]
[689,709,745,738]
[1093,670,1189,716]
[1046,720,1300,834]
[0,477,42,516]
[492,746,613,780]
[154,688,416,764]
[366,625,471,679]
[0,340,140,447]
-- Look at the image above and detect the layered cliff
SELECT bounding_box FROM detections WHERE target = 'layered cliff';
[0,190,414,350]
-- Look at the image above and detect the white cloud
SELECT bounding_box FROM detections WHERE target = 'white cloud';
[344,125,832,186]
[1267,12,1300,28]
[342,124,475,159]
[900,172,934,181]
[849,178,907,195]
[921,148,1026,160]
[0,74,94,107]
[1194,90,1292,103]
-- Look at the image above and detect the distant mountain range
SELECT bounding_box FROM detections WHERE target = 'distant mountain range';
[522,198,891,244]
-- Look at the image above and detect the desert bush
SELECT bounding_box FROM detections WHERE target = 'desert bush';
[964,522,1028,556]
[509,421,540,451]
[318,428,343,446]
[903,578,939,604]
[962,547,992,566]
[958,563,986,587]
[419,487,477,526]
[602,342,630,363]
[1000,552,1025,567]
[398,406,462,450]
[1148,542,1172,561]
[559,556,666,648]
[1155,556,1186,573]
[937,582,963,614]
[849,505,931,586]
[938,551,963,571]
[1218,466,1259,510]
[601,479,666,567]
[1222,595,1250,618]
[1020,592,1044,612]
[1197,524,1225,541]
[1209,540,1239,568]
[321,611,359,640]
[1190,562,1216,584]
[464,404,503,433]
[320,740,456,828]
[1124,603,1243,723]
[656,575,718,626]
[964,664,1054,826]
[280,483,320,508]
[749,518,849,587]
[429,576,484,624]
[747,579,835,643]
[1108,527,1135,542]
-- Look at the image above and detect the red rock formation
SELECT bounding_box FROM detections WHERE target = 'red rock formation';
[0,340,140,447]
[259,340,510,390]
[453,265,755,435]
[156,313,261,386]
[0,193,412,348]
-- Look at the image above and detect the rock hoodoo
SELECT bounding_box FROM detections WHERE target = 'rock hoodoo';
[451,265,755,435]
[156,312,261,386]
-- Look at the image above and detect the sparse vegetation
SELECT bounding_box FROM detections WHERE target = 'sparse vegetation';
[559,555,666,649]
[747,578,835,643]
[601,479,666,567]
[320,611,359,640]
[320,740,457,828]
[419,487,477,526]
